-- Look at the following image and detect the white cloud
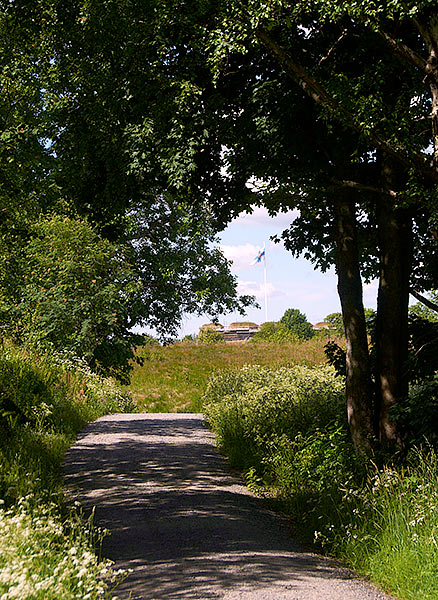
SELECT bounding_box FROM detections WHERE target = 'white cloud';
[220,238,290,270]
[237,280,281,300]
[220,243,261,271]
[231,206,299,229]
[363,280,378,308]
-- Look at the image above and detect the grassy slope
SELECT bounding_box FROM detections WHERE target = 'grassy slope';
[127,339,330,412]
[0,343,137,599]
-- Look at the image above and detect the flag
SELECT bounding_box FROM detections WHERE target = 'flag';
[251,248,265,265]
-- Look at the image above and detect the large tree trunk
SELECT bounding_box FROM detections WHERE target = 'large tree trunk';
[375,188,412,447]
[333,191,375,455]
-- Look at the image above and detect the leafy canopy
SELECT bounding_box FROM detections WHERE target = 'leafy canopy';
[280,309,314,340]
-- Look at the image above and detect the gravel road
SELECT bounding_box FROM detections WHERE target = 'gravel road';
[63,413,394,600]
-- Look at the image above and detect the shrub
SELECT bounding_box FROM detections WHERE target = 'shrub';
[251,321,299,343]
[314,448,438,600]
[0,342,136,504]
[3,215,144,382]
[269,425,359,497]
[280,308,314,340]
[324,309,376,338]
[324,312,345,336]
[181,334,196,343]
[203,364,344,470]
[0,350,53,435]
[197,328,224,345]
[0,497,125,600]
[391,375,438,448]
[0,342,136,598]
[141,333,160,346]
[406,316,438,383]
[204,359,438,600]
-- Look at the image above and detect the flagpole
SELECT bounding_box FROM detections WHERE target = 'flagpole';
[263,243,268,323]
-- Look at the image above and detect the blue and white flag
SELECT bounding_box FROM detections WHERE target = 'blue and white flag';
[251,248,265,265]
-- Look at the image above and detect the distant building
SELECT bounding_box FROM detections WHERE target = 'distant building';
[199,322,260,343]
[199,323,224,332]
[223,322,260,342]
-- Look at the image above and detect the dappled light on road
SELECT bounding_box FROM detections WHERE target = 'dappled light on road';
[63,414,391,600]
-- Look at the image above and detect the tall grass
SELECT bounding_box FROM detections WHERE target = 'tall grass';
[0,341,136,598]
[204,365,438,600]
[128,338,330,412]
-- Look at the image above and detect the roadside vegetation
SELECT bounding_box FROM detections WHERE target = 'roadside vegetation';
[3,1,438,595]
[0,341,136,599]
[127,337,331,412]
[202,306,438,600]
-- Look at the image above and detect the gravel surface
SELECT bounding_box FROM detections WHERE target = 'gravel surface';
[63,413,394,600]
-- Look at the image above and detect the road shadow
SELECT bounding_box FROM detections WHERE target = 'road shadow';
[63,415,386,600]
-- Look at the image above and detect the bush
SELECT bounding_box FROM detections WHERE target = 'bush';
[3,215,144,382]
[0,350,53,435]
[0,342,136,598]
[251,321,299,343]
[325,312,345,336]
[0,342,136,504]
[204,359,438,600]
[391,375,438,448]
[269,425,358,497]
[197,328,224,345]
[316,448,438,600]
[0,497,125,600]
[280,308,314,340]
[203,364,344,470]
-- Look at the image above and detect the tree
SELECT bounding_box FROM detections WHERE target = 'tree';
[7,1,437,451]
[197,328,225,345]
[0,206,253,379]
[0,2,254,378]
[251,321,299,343]
[410,291,438,323]
[326,309,376,337]
[192,1,437,451]
[280,309,314,340]
[12,215,141,382]
[325,313,344,337]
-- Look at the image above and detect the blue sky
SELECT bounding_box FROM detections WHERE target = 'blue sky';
[177,207,379,338]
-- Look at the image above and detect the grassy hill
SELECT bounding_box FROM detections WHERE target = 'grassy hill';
[126,339,332,412]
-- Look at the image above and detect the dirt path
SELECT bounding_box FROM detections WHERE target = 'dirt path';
[63,413,393,600]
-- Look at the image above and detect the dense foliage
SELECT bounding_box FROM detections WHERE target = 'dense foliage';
[1,0,437,452]
[409,291,438,323]
[197,328,225,345]
[2,215,142,382]
[0,2,254,379]
[0,498,125,600]
[251,321,299,343]
[280,308,314,340]
[0,342,135,504]
[250,308,315,343]
[23,0,434,451]
[0,341,135,597]
[204,364,344,470]
[204,365,438,599]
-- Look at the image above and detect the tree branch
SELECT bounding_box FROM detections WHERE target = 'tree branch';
[330,179,398,197]
[377,29,428,73]
[318,28,348,66]
[410,288,438,313]
[256,28,438,184]
[413,16,438,58]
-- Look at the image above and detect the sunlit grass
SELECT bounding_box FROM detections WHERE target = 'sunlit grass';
[127,338,332,412]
